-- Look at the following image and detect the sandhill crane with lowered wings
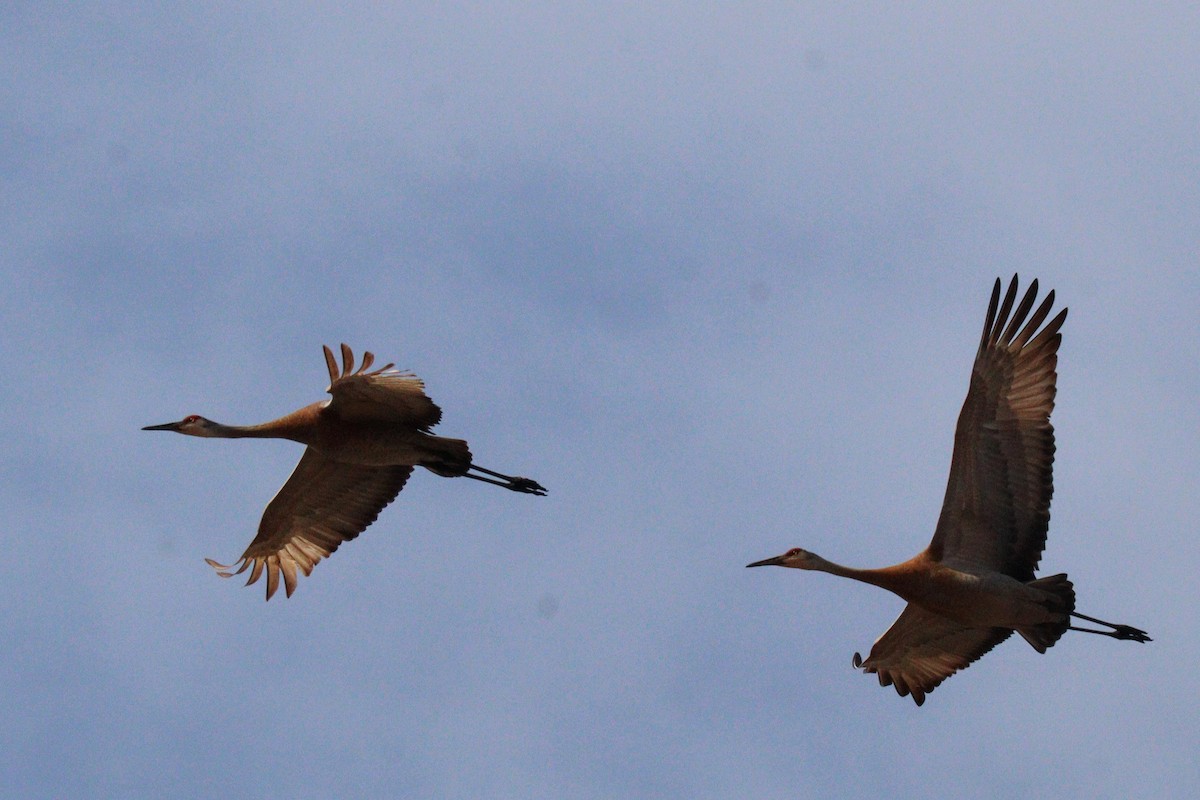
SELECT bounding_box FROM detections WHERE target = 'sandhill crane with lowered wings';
[748,276,1148,705]
[144,344,546,600]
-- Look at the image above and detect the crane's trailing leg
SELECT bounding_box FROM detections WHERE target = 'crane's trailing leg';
[462,464,548,496]
[1069,612,1151,642]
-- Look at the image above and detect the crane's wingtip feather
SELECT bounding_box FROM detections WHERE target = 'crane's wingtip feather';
[206,556,250,580]
[323,345,339,387]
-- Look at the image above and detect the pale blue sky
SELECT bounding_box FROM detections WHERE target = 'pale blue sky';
[3,4,1198,798]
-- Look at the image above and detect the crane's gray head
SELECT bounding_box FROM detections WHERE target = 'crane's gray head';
[746,547,820,570]
[142,415,220,437]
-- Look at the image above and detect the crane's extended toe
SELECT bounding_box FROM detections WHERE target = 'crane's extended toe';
[1110,625,1152,643]
[508,477,547,496]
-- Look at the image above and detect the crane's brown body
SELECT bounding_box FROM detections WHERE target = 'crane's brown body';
[236,403,471,469]
[748,276,1148,705]
[811,552,1069,632]
[144,344,545,600]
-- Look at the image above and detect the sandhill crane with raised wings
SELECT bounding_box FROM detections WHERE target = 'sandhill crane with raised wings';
[748,276,1148,705]
[144,344,546,600]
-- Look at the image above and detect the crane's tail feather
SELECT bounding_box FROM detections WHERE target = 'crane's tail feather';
[419,437,473,477]
[1018,573,1074,652]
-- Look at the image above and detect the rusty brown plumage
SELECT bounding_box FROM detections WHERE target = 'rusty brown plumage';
[748,276,1148,705]
[145,344,546,600]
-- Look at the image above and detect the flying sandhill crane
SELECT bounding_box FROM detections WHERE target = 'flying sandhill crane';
[747,276,1149,705]
[144,344,546,600]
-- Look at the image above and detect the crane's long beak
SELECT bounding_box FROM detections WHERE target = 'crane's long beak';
[142,421,183,432]
[746,555,787,568]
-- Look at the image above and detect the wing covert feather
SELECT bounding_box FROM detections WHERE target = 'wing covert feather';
[322,344,443,428]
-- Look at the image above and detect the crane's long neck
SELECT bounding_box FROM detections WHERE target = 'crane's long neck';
[806,553,924,600]
[205,405,320,444]
[206,422,298,441]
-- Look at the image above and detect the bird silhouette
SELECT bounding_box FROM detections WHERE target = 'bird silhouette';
[748,276,1149,705]
[144,344,545,600]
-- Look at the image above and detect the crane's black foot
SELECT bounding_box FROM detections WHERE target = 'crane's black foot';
[506,476,548,496]
[1108,624,1152,643]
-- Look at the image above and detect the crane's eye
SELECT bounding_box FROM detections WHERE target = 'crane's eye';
[184,415,201,424]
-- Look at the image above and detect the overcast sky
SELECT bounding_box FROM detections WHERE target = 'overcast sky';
[3,4,1198,798]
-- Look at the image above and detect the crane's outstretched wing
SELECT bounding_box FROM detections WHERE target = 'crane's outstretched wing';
[207,447,412,600]
[322,343,443,428]
[929,276,1067,580]
[853,605,1012,706]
